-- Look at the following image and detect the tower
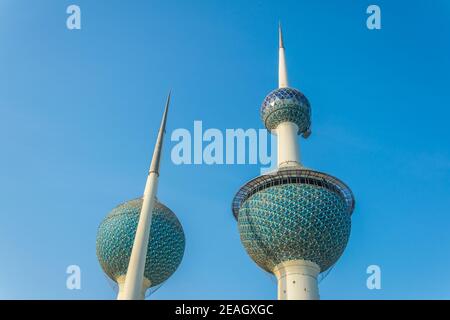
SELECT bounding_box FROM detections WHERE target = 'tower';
[96,93,185,300]
[232,25,355,300]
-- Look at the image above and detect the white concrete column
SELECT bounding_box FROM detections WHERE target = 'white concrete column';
[117,275,151,300]
[273,260,320,300]
[118,173,158,300]
[276,122,301,168]
[118,93,170,300]
[279,47,288,88]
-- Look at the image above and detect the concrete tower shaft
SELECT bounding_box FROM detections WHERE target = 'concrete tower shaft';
[277,24,299,168]
[234,25,355,301]
[120,93,171,300]
[261,24,312,168]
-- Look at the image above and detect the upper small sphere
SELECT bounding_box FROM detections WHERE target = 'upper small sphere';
[96,198,185,287]
[261,87,311,134]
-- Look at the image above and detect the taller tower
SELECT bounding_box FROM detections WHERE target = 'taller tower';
[232,25,355,300]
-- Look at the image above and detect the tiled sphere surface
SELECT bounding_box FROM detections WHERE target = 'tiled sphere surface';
[261,87,311,133]
[96,198,185,287]
[238,183,351,273]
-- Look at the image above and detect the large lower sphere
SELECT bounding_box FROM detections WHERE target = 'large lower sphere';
[96,198,185,287]
[238,183,351,273]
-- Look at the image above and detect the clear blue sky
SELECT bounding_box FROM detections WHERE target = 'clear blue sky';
[1,0,449,299]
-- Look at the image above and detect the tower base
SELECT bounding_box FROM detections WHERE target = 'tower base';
[273,260,320,300]
[117,275,151,300]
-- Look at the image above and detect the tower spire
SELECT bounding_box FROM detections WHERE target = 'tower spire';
[149,91,170,175]
[278,22,289,88]
[119,91,171,300]
[279,21,284,48]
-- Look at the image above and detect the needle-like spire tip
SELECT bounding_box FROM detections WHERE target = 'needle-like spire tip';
[149,91,171,175]
[278,23,288,88]
[279,21,284,48]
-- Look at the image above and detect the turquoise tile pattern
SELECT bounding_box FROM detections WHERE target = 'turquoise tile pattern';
[96,198,185,287]
[238,183,351,273]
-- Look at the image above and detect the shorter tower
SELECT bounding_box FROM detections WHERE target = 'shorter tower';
[96,198,185,299]
[96,93,185,299]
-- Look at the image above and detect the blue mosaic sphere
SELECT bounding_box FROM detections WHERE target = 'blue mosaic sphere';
[96,198,185,287]
[238,183,351,273]
[261,87,311,134]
